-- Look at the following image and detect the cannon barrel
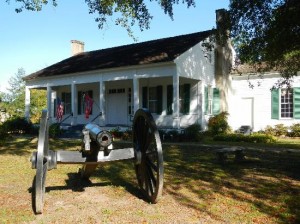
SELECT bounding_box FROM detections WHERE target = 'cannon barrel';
[83,123,112,148]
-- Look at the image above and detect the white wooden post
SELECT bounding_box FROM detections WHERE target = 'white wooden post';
[99,80,106,126]
[133,76,139,113]
[47,85,52,120]
[25,86,31,120]
[173,74,180,129]
[71,82,77,125]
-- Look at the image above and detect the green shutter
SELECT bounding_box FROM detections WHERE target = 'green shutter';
[142,87,148,109]
[204,86,208,115]
[167,85,173,115]
[293,88,300,119]
[212,88,220,115]
[271,89,279,119]
[183,84,190,114]
[157,85,163,114]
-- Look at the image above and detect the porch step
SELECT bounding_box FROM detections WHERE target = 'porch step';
[59,124,85,139]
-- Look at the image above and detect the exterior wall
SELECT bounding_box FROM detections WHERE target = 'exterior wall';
[174,40,215,82]
[228,73,300,132]
[25,42,219,129]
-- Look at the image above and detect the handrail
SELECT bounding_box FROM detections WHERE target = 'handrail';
[91,112,102,123]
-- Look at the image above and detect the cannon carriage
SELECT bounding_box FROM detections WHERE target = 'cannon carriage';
[30,108,164,214]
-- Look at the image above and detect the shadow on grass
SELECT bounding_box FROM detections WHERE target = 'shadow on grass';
[163,145,300,223]
[25,139,300,223]
[0,136,37,156]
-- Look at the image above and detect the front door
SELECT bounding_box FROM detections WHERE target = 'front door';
[106,88,127,125]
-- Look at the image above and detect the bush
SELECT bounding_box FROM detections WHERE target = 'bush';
[264,124,288,137]
[213,133,276,144]
[207,112,231,136]
[184,123,203,142]
[289,123,300,137]
[1,117,35,134]
[49,123,62,138]
[122,130,132,141]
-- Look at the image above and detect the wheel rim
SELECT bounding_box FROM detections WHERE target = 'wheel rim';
[133,109,164,203]
[34,109,49,214]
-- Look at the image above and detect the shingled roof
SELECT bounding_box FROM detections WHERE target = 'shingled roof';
[24,30,213,81]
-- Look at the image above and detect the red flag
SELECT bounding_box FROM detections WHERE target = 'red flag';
[84,93,93,119]
[56,97,64,122]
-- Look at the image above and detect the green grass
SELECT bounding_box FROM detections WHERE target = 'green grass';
[201,136,300,150]
[0,136,299,223]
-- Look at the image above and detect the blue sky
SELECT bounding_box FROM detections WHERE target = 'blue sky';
[0,0,229,92]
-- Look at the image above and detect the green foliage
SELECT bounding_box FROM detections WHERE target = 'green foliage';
[184,123,203,141]
[1,117,36,134]
[230,0,300,85]
[29,89,47,124]
[207,112,231,136]
[49,123,62,138]
[264,124,288,136]
[214,133,276,144]
[0,68,47,124]
[288,123,300,137]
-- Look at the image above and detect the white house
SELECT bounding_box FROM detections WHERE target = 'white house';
[228,70,300,132]
[23,10,233,130]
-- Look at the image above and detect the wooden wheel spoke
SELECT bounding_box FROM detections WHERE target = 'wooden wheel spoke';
[146,155,158,173]
[133,109,164,203]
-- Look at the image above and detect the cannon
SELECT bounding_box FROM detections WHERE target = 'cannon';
[30,108,164,214]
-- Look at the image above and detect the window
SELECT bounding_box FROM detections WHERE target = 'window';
[62,92,71,115]
[179,84,190,114]
[281,89,293,118]
[142,86,162,114]
[78,90,93,115]
[204,86,220,115]
[271,88,300,119]
[166,84,190,115]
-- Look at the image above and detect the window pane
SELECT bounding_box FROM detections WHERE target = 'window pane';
[280,89,293,118]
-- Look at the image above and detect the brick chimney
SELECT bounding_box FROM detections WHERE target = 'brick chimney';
[71,40,84,56]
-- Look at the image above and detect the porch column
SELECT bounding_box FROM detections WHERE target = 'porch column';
[133,77,139,113]
[71,82,77,125]
[25,86,30,120]
[99,81,106,126]
[173,74,180,129]
[47,85,52,120]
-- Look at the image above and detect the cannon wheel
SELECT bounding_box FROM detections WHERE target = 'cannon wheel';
[133,108,164,203]
[33,109,49,214]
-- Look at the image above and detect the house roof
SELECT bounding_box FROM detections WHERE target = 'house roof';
[24,30,213,81]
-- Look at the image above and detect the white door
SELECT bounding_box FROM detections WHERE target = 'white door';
[241,98,254,128]
[106,92,127,125]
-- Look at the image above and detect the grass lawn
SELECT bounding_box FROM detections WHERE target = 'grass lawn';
[0,136,299,223]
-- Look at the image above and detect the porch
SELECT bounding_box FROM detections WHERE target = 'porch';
[25,75,204,130]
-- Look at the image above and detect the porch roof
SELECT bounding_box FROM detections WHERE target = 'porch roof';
[24,30,213,81]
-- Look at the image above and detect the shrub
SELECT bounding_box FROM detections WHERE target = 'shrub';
[213,133,276,144]
[1,117,35,134]
[274,124,288,136]
[122,130,132,141]
[264,124,288,137]
[184,123,202,141]
[207,112,231,136]
[289,123,300,137]
[49,123,62,138]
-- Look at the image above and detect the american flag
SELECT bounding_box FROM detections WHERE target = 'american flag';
[84,93,93,119]
[56,97,64,122]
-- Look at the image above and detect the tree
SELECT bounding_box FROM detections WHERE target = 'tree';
[0,68,46,123]
[6,0,300,83]
[230,0,300,87]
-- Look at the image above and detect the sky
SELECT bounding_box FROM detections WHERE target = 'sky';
[0,0,229,92]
